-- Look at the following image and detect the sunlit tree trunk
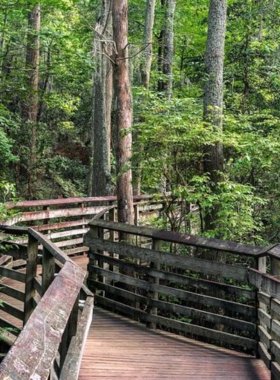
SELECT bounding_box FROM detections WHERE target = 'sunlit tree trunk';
[90,0,113,196]
[25,3,40,199]
[112,0,134,225]
[142,0,156,89]
[203,0,227,231]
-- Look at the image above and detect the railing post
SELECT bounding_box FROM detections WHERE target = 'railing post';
[42,247,55,295]
[146,238,161,329]
[24,233,38,324]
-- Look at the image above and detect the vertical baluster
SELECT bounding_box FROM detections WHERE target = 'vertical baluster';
[42,247,55,295]
[24,233,38,324]
[146,238,161,329]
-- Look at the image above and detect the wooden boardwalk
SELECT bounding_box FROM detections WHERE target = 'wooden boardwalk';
[0,255,271,380]
[79,308,270,380]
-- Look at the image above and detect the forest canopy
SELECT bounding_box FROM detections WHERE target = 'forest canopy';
[1,0,280,244]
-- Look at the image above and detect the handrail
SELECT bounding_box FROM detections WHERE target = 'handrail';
[0,228,94,380]
[85,211,280,379]
[89,219,269,258]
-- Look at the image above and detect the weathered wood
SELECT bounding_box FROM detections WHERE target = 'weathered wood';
[90,251,255,299]
[60,297,94,380]
[33,219,91,232]
[89,267,256,317]
[272,299,280,318]
[258,292,271,308]
[93,280,256,333]
[1,300,24,321]
[56,238,84,248]
[0,255,12,266]
[46,228,89,241]
[5,206,105,226]
[258,325,271,350]
[272,320,280,341]
[42,247,55,294]
[258,341,271,369]
[24,234,38,324]
[85,236,249,281]
[271,361,280,380]
[28,229,70,265]
[0,261,86,380]
[0,284,25,302]
[34,276,42,296]
[0,267,26,283]
[64,246,89,256]
[0,316,20,335]
[271,340,280,362]
[258,308,272,330]
[5,194,156,210]
[95,295,256,350]
[146,238,161,329]
[88,220,265,256]
[249,269,280,299]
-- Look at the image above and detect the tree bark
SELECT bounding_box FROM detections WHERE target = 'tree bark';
[25,3,40,199]
[203,0,227,231]
[91,0,113,196]
[112,0,134,225]
[162,0,176,99]
[142,0,156,89]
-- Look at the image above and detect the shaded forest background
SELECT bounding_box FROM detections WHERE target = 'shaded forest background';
[1,0,280,244]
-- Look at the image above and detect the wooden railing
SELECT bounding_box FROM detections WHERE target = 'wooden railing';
[1,195,166,258]
[84,209,280,379]
[0,226,93,380]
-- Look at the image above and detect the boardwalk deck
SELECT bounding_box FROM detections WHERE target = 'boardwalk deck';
[0,255,271,380]
[80,308,270,380]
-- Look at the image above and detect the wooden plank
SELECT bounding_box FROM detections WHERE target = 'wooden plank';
[271,361,280,380]
[272,299,280,318]
[5,194,155,210]
[0,284,25,302]
[1,301,24,321]
[258,308,272,330]
[0,316,21,335]
[33,219,91,232]
[42,247,55,294]
[28,229,70,265]
[47,228,89,241]
[90,251,255,299]
[258,325,271,349]
[88,220,264,256]
[93,280,256,334]
[5,206,106,225]
[0,261,86,380]
[95,295,256,350]
[24,235,38,324]
[64,246,89,256]
[0,242,28,260]
[258,342,271,369]
[56,238,84,248]
[0,255,12,266]
[88,267,256,317]
[258,292,271,308]
[34,276,42,296]
[60,297,94,380]
[272,320,280,341]
[249,269,280,300]
[0,267,26,283]
[272,340,280,362]
[85,237,249,281]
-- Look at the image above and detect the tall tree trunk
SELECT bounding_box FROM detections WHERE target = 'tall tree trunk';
[112,0,134,225]
[91,0,113,196]
[142,0,156,89]
[133,0,156,196]
[25,3,40,199]
[203,0,227,231]
[162,0,176,99]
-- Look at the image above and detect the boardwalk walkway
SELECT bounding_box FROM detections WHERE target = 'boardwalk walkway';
[0,255,271,380]
[79,308,270,380]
